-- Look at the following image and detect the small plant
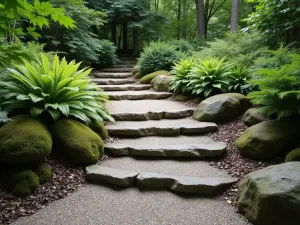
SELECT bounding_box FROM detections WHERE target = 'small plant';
[138,41,184,76]
[248,54,300,119]
[228,65,253,95]
[169,59,195,94]
[187,57,233,97]
[0,53,114,124]
[168,39,194,55]
[0,107,9,124]
[95,40,117,68]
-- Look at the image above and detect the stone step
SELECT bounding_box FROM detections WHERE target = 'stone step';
[93,72,132,79]
[112,64,132,68]
[102,68,132,72]
[106,100,194,120]
[107,118,218,137]
[91,78,136,85]
[98,84,151,91]
[86,165,237,195]
[107,90,172,100]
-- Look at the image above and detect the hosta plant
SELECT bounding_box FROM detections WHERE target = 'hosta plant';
[229,64,253,95]
[248,54,300,119]
[0,53,114,124]
[187,57,233,97]
[169,59,195,94]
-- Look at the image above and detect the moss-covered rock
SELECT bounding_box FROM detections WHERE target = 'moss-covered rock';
[174,94,190,102]
[134,72,141,79]
[8,170,40,197]
[285,148,300,162]
[151,75,170,92]
[0,115,52,164]
[35,165,52,184]
[236,121,299,159]
[140,70,170,84]
[132,65,139,75]
[50,119,104,166]
[89,120,109,140]
[193,93,250,123]
[192,97,205,104]
[244,108,269,127]
[238,162,300,225]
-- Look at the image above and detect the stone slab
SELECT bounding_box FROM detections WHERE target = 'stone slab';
[98,84,151,91]
[86,165,138,187]
[93,72,132,78]
[91,78,136,85]
[102,68,132,72]
[106,90,172,100]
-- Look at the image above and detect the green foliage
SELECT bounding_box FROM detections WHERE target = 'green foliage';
[95,40,117,68]
[138,42,184,76]
[187,57,233,97]
[35,165,52,184]
[0,54,113,124]
[140,70,170,84]
[229,65,253,95]
[8,170,40,197]
[196,32,265,66]
[248,54,300,119]
[168,40,194,55]
[245,0,300,46]
[169,59,195,94]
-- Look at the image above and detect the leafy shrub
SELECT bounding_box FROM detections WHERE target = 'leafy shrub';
[248,54,300,119]
[196,32,265,66]
[168,39,194,55]
[138,42,184,76]
[169,59,195,94]
[94,40,117,68]
[0,53,113,124]
[140,70,170,84]
[228,65,253,95]
[187,57,233,97]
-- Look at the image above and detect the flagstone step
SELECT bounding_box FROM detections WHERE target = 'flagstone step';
[102,68,132,72]
[86,165,237,195]
[93,72,132,78]
[107,118,218,137]
[106,100,194,120]
[107,90,172,100]
[91,78,136,85]
[112,64,132,68]
[98,84,151,91]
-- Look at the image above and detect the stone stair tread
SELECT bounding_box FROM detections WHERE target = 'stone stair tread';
[85,165,237,195]
[107,100,194,120]
[106,90,172,100]
[107,118,218,136]
[102,68,132,72]
[93,72,132,78]
[105,142,227,158]
[91,78,136,85]
[98,84,151,91]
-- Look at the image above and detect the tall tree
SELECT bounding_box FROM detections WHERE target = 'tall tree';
[230,0,239,33]
[195,0,205,40]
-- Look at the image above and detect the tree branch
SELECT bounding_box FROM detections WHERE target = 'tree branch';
[208,0,227,21]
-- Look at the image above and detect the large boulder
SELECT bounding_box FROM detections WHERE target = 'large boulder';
[0,115,52,164]
[238,162,300,225]
[50,119,104,165]
[236,121,299,159]
[285,148,300,162]
[89,120,109,140]
[151,75,170,92]
[193,93,250,122]
[244,108,269,126]
[140,70,170,84]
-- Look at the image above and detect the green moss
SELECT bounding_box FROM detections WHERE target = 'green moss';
[285,148,300,162]
[140,70,170,84]
[8,170,40,197]
[174,94,190,102]
[132,65,139,75]
[89,120,109,140]
[192,97,205,104]
[134,72,142,79]
[0,115,52,164]
[50,119,103,165]
[35,165,52,184]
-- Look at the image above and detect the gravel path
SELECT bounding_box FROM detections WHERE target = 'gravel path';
[13,184,250,225]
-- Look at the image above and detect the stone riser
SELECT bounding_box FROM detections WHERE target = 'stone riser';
[86,166,237,196]
[105,143,227,158]
[107,124,218,137]
[111,109,194,121]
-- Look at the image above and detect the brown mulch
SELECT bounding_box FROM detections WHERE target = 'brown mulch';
[0,157,86,225]
[207,115,284,208]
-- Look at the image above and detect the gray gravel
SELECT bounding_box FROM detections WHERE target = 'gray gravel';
[13,184,250,225]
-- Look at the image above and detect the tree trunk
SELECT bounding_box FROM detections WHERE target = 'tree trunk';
[195,0,205,40]
[230,0,239,33]
[177,0,182,39]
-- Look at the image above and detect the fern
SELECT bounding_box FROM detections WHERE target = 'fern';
[228,64,253,95]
